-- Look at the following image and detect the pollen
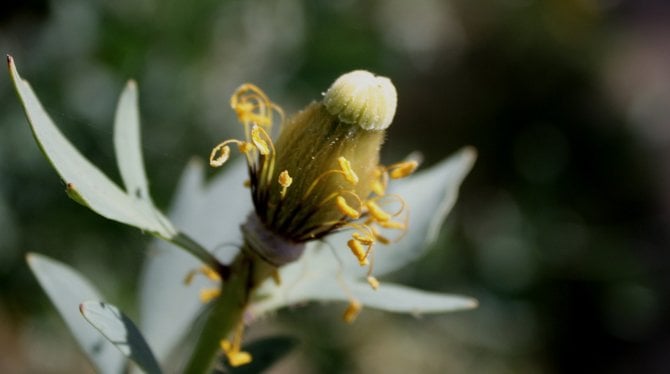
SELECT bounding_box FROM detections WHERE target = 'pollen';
[367,276,380,290]
[209,144,230,167]
[352,232,374,246]
[389,161,419,179]
[278,170,292,198]
[378,220,406,230]
[251,125,271,155]
[199,288,221,303]
[238,142,254,154]
[337,157,359,185]
[347,239,369,266]
[220,322,253,367]
[221,340,252,367]
[343,299,363,324]
[366,200,391,222]
[337,196,361,219]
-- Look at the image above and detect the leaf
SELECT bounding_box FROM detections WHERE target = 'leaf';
[80,301,162,374]
[217,336,299,374]
[26,253,126,374]
[7,56,175,238]
[138,158,251,362]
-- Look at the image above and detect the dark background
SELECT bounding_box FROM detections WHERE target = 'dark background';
[1,0,670,372]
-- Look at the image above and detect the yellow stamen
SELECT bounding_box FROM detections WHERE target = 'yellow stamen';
[220,322,252,367]
[220,341,252,367]
[371,226,391,245]
[251,125,270,155]
[238,142,254,154]
[371,179,386,196]
[209,144,230,167]
[337,157,359,185]
[184,266,221,285]
[199,288,221,303]
[389,161,418,179]
[231,83,274,128]
[378,220,406,230]
[352,232,374,246]
[370,166,387,196]
[337,196,361,219]
[278,170,293,198]
[367,276,380,290]
[343,299,362,324]
[347,239,369,266]
[366,201,391,222]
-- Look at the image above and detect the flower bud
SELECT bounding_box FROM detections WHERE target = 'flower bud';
[212,70,409,267]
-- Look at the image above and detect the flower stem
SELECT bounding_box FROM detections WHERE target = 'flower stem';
[183,249,274,374]
[170,232,229,276]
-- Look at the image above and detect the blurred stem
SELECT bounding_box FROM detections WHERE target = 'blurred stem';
[183,249,274,374]
[170,232,229,276]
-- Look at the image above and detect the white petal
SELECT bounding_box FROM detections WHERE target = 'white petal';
[252,148,476,315]
[252,247,476,315]
[138,158,252,361]
[112,81,175,237]
[27,253,126,374]
[324,147,476,277]
[8,57,174,238]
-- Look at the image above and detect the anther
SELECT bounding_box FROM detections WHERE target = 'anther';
[199,288,221,303]
[389,161,418,179]
[220,341,252,367]
[366,201,391,222]
[209,144,230,167]
[378,220,406,230]
[352,232,374,245]
[347,239,369,266]
[238,142,254,154]
[251,126,270,155]
[367,276,380,290]
[371,226,391,245]
[278,170,293,198]
[220,322,253,367]
[337,196,361,219]
[337,157,359,185]
[343,299,362,324]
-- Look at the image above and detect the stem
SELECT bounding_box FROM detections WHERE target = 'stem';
[170,232,229,276]
[183,249,275,374]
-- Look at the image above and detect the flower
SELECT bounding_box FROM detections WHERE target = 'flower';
[209,71,415,282]
[9,55,478,372]
[140,73,479,362]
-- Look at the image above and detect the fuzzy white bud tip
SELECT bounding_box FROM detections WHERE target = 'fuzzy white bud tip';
[323,70,397,131]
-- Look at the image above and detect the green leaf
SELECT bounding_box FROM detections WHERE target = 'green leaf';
[80,301,162,374]
[26,253,126,374]
[218,336,299,374]
[7,56,175,238]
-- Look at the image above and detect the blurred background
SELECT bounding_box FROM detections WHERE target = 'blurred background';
[2,0,670,372]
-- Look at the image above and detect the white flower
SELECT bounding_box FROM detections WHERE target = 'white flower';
[9,56,477,372]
